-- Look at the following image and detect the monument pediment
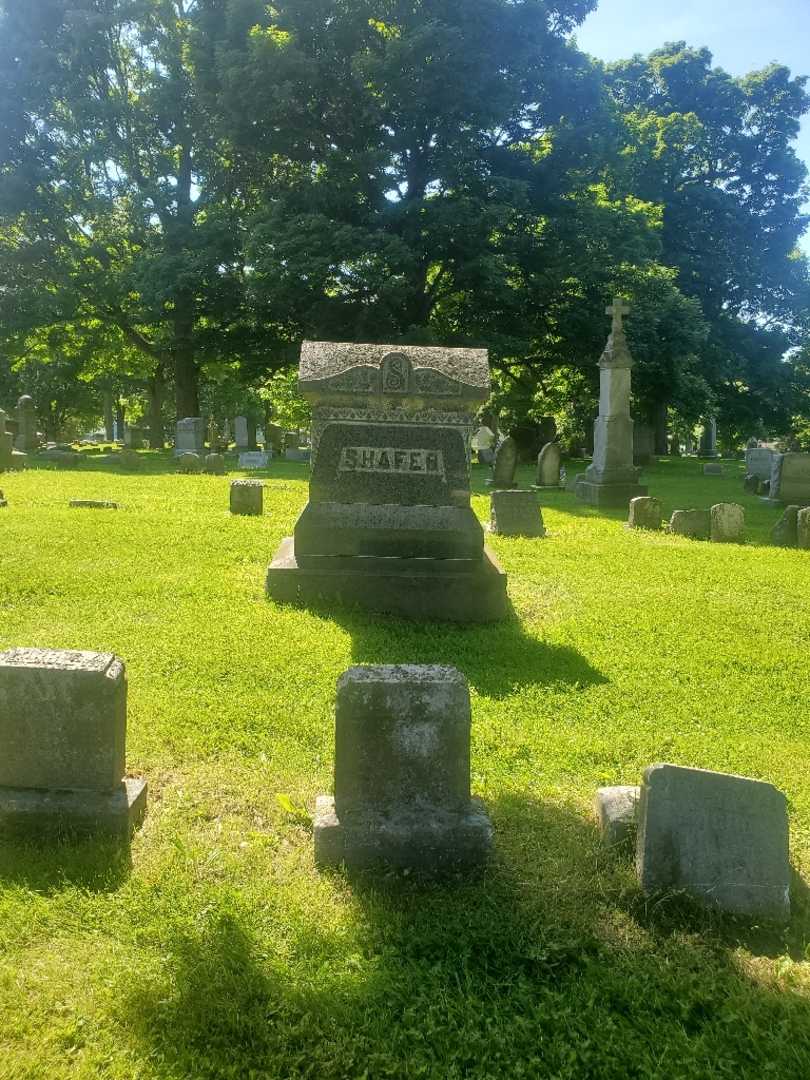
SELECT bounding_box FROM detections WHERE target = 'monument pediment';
[299,342,490,401]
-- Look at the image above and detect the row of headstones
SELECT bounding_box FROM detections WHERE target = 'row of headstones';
[488,437,562,491]
[0,651,790,921]
[744,447,810,504]
[628,497,747,543]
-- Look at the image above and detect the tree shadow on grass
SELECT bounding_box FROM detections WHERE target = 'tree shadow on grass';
[303,603,607,699]
[117,794,810,1079]
[0,833,132,894]
[25,452,311,482]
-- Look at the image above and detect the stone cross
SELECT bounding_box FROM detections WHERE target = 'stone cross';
[606,298,630,335]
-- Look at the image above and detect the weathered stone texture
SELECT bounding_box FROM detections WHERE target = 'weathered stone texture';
[230,479,263,515]
[798,507,810,550]
[534,441,561,488]
[490,490,545,537]
[668,509,711,540]
[596,786,640,846]
[176,452,203,474]
[771,505,800,548]
[628,496,662,531]
[636,764,790,921]
[710,502,745,543]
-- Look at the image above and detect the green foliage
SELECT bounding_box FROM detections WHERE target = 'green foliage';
[258,368,311,431]
[0,458,810,1076]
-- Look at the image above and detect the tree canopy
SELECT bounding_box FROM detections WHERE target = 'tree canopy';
[0,2,808,448]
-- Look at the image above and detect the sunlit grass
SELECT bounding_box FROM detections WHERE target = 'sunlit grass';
[0,454,808,1078]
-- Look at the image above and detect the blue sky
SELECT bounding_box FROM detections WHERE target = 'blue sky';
[575,0,810,253]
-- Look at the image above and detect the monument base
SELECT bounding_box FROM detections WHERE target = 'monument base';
[313,795,492,872]
[0,778,147,838]
[575,479,648,508]
[266,537,509,622]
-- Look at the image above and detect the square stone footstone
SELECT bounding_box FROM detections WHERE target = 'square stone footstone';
[710,502,745,543]
[668,509,710,540]
[314,666,492,872]
[230,479,263,515]
[266,341,508,622]
[0,649,146,837]
[627,496,661,530]
[637,764,790,921]
[703,463,723,476]
[596,786,640,846]
[489,490,545,537]
[69,500,119,510]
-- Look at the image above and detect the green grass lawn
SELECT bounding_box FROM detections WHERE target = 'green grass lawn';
[1,453,809,1079]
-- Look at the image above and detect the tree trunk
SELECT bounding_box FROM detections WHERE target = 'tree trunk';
[147,372,165,449]
[173,298,199,418]
[653,401,669,455]
[246,417,257,451]
[103,389,114,442]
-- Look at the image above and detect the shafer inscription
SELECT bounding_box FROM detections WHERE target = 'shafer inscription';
[339,447,445,478]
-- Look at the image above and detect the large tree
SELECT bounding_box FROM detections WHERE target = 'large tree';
[0,0,254,418]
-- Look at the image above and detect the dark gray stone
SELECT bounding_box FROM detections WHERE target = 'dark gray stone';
[710,502,745,543]
[636,764,790,921]
[489,436,519,489]
[703,463,723,476]
[176,452,203,474]
[596,786,640,846]
[204,452,226,475]
[267,340,507,622]
[230,479,263,515]
[238,451,269,470]
[0,779,146,839]
[490,490,545,537]
[628,496,662,530]
[15,394,38,453]
[668,509,711,540]
[743,473,760,493]
[0,649,126,792]
[534,441,562,488]
[798,507,810,550]
[69,500,119,510]
[576,478,647,507]
[314,666,492,872]
[633,422,655,466]
[771,505,800,548]
[118,449,141,471]
[175,417,204,456]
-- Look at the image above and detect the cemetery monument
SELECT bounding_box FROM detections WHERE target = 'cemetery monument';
[576,299,647,507]
[266,341,509,622]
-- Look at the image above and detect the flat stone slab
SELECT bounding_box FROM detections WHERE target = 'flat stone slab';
[238,452,269,470]
[703,463,723,476]
[69,500,119,510]
[595,786,640,846]
[230,479,263,515]
[576,479,648,508]
[267,538,508,623]
[0,778,147,838]
[0,649,126,792]
[636,764,790,921]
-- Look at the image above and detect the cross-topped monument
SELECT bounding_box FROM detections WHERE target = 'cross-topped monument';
[606,297,630,335]
[575,298,647,507]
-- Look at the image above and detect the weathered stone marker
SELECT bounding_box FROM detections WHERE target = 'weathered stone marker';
[238,451,269,470]
[576,299,647,507]
[204,452,226,475]
[703,463,723,476]
[745,446,775,482]
[69,500,119,510]
[595,785,640,846]
[767,453,810,505]
[175,417,204,457]
[176,452,203,474]
[0,649,147,836]
[488,436,519,489]
[636,764,790,920]
[534,441,562,489]
[230,479,263,516]
[267,341,508,621]
[710,502,745,543]
[698,417,718,458]
[314,665,492,872]
[15,394,38,452]
[668,509,711,540]
[490,490,545,537]
[627,496,661,530]
[771,505,800,548]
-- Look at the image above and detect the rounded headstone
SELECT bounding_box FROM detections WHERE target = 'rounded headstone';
[176,452,203,475]
[204,452,226,475]
[535,441,562,488]
[489,436,519,489]
[710,502,745,544]
[771,505,799,548]
[668,509,710,540]
[797,507,810,550]
[628,496,662,531]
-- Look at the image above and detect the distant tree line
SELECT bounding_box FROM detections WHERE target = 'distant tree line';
[0,0,808,450]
